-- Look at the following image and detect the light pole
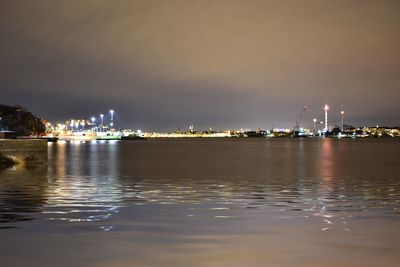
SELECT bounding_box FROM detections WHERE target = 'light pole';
[324,104,329,133]
[91,117,96,132]
[100,114,104,132]
[313,118,317,136]
[341,110,345,132]
[109,110,114,128]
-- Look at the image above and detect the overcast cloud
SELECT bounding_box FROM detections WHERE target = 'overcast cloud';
[1,0,399,130]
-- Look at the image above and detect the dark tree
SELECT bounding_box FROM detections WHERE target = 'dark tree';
[0,105,46,136]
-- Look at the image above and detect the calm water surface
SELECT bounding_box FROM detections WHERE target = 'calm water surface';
[0,139,399,266]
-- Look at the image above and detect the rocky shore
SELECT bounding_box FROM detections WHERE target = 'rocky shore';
[0,139,47,170]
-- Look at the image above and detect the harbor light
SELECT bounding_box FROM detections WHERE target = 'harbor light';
[110,109,114,127]
[341,110,345,131]
[100,114,104,125]
[313,118,317,135]
[91,117,96,132]
[324,104,329,132]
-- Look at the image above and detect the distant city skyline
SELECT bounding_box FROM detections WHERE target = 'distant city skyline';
[1,0,399,130]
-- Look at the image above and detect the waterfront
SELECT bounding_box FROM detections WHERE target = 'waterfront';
[0,139,399,266]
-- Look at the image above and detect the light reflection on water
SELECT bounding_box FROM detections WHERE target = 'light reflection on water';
[0,139,400,265]
[1,139,399,226]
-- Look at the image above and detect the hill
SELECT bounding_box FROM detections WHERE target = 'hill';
[0,105,45,136]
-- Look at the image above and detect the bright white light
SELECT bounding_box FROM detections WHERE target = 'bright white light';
[324,104,329,111]
[341,110,345,115]
[109,110,115,126]
[91,117,96,123]
[100,114,104,125]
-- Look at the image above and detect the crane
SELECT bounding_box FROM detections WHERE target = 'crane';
[294,106,307,131]
[293,106,307,137]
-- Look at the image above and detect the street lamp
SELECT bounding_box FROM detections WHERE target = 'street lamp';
[313,118,317,136]
[324,104,329,132]
[99,114,104,132]
[109,109,114,128]
[91,117,96,132]
[341,110,345,132]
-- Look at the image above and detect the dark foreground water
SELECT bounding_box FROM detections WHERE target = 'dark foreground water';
[0,138,399,266]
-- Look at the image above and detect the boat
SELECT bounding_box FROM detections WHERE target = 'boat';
[121,135,146,140]
[58,131,97,141]
[95,131,122,140]
[39,136,58,142]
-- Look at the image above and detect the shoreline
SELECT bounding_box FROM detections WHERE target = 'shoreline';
[0,139,48,170]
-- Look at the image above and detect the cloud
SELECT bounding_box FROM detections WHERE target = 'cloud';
[1,0,399,129]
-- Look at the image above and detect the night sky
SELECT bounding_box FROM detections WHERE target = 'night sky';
[1,0,399,131]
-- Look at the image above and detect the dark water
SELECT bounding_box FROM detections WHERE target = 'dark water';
[0,139,399,266]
